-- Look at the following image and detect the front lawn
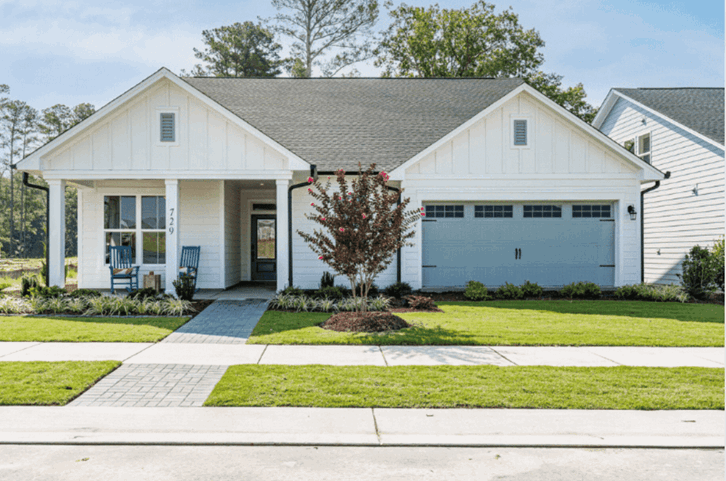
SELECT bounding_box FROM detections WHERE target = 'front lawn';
[0,361,119,405]
[247,301,724,346]
[206,365,724,409]
[0,316,190,342]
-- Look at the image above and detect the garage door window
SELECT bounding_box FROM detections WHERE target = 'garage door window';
[523,205,561,218]
[475,205,513,218]
[572,205,611,218]
[425,205,464,218]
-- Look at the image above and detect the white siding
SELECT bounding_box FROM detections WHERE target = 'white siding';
[290,174,398,290]
[599,97,725,284]
[399,92,644,289]
[77,180,225,289]
[223,181,242,287]
[42,79,289,175]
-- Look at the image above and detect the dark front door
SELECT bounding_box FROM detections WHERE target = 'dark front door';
[251,215,276,281]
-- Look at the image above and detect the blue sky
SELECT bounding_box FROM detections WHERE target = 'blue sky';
[0,0,722,112]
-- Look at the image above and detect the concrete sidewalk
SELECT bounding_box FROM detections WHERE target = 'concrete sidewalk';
[0,407,721,448]
[0,342,722,367]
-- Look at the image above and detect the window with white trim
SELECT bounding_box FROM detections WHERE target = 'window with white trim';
[425,205,464,218]
[523,205,561,218]
[104,195,166,265]
[637,133,651,163]
[475,205,513,218]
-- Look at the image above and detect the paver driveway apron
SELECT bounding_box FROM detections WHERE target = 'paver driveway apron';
[72,299,268,407]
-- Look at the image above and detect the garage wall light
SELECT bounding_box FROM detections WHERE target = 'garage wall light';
[627,205,637,220]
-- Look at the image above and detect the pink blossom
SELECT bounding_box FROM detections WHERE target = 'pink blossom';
[421,212,426,216]
[307,176,314,183]
[318,255,323,260]
[420,207,424,211]
[327,176,331,180]
[362,214,367,219]
[338,197,342,200]
[307,188,312,192]
[348,192,353,195]
[339,227,345,232]
[310,202,315,207]
[320,217,326,221]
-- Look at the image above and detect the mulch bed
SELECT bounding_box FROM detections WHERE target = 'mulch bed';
[189,299,215,317]
[321,311,411,333]
[390,306,444,313]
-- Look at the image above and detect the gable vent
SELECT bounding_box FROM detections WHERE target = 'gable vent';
[160,113,175,142]
[513,119,527,146]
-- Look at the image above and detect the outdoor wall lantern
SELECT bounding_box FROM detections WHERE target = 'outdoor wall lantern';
[627,205,637,220]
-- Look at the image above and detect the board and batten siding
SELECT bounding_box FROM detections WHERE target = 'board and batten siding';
[599,97,725,284]
[40,79,288,174]
[223,181,243,288]
[78,180,225,289]
[399,92,643,289]
[290,174,398,290]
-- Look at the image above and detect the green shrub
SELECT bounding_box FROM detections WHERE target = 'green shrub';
[464,281,489,301]
[678,245,717,300]
[368,295,392,312]
[68,289,102,299]
[280,286,304,296]
[614,285,639,300]
[320,272,335,289]
[314,286,345,299]
[615,283,688,303]
[521,280,543,298]
[28,285,67,299]
[172,275,195,302]
[127,288,160,301]
[384,281,413,299]
[496,282,524,300]
[712,238,724,291]
[0,282,11,292]
[405,295,437,310]
[20,274,41,297]
[560,281,601,300]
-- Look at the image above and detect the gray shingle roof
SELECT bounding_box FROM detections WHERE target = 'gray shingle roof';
[615,88,724,145]
[183,77,524,172]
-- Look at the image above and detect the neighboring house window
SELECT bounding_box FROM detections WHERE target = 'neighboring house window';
[104,195,166,265]
[624,139,635,153]
[523,205,562,218]
[572,205,611,218]
[512,119,528,146]
[475,205,513,218]
[160,113,175,142]
[637,133,651,163]
[425,205,464,218]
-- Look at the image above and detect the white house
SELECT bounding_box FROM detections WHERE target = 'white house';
[594,88,724,284]
[16,68,664,293]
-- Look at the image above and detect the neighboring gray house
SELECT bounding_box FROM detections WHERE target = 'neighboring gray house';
[594,88,725,284]
[17,68,663,293]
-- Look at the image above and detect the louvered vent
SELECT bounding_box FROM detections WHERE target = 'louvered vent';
[160,113,175,142]
[513,119,527,146]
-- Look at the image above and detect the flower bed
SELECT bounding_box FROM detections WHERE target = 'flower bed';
[0,295,194,317]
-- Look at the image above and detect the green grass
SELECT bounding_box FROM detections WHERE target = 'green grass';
[0,316,190,342]
[206,365,724,409]
[247,301,724,347]
[0,361,119,405]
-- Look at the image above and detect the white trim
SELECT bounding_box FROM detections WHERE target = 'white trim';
[244,196,277,281]
[77,188,83,288]
[40,170,294,180]
[15,67,310,172]
[219,181,226,288]
[155,107,179,147]
[390,84,665,182]
[593,89,725,150]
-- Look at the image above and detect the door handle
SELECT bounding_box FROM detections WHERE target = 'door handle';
[518,248,521,260]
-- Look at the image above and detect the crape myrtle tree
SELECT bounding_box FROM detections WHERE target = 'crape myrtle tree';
[298,164,423,311]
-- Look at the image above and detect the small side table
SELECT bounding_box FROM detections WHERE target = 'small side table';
[143,271,162,293]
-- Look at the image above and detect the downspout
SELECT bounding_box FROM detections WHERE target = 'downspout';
[22,172,50,287]
[288,164,317,287]
[640,171,671,283]
[386,185,402,284]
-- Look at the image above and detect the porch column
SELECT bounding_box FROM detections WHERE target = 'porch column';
[165,179,180,295]
[47,180,66,288]
[276,179,289,291]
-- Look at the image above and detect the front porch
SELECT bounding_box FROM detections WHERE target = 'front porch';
[48,177,292,294]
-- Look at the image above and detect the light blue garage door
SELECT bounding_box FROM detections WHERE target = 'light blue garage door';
[422,203,615,288]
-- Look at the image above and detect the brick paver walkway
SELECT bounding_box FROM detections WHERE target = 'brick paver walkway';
[70,364,227,407]
[162,299,268,344]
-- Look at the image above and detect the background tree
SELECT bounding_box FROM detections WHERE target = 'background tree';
[38,103,95,141]
[271,0,380,77]
[184,22,283,77]
[376,1,597,121]
[298,164,422,310]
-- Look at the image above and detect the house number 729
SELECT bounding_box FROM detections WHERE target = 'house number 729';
[168,207,175,234]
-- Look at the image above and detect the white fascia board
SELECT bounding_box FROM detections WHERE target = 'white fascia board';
[41,170,294,181]
[520,85,665,182]
[389,86,524,180]
[608,90,725,151]
[591,89,618,129]
[15,67,310,172]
